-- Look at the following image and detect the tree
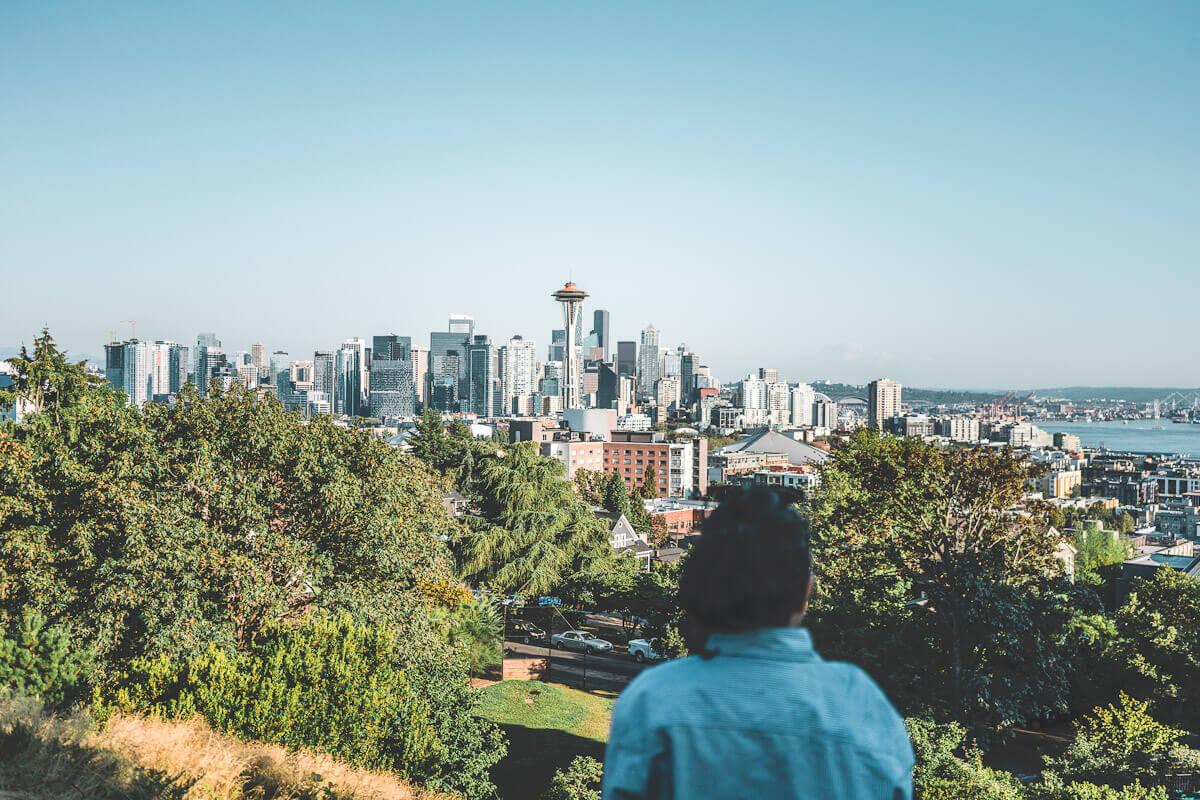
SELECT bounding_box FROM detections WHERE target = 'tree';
[574,468,604,505]
[0,340,505,797]
[1104,568,1200,729]
[808,429,1081,736]
[0,609,91,710]
[648,515,671,548]
[542,755,603,800]
[600,470,630,516]
[641,464,660,498]
[592,559,679,640]
[0,328,106,425]
[458,442,611,595]
[1043,693,1187,790]
[1073,527,1132,587]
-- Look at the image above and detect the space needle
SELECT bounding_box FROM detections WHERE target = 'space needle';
[552,281,588,410]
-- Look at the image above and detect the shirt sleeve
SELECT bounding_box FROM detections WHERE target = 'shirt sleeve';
[602,682,664,800]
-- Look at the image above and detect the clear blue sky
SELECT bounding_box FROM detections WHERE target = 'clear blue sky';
[3,1,1198,388]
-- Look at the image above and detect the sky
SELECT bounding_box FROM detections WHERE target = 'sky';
[2,2,1198,388]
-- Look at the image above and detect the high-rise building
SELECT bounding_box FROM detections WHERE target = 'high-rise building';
[431,329,470,406]
[252,342,267,370]
[637,325,661,401]
[552,282,589,410]
[313,350,335,404]
[766,381,791,426]
[372,335,412,361]
[790,384,815,427]
[662,348,682,379]
[104,342,125,391]
[680,350,698,409]
[410,345,429,408]
[739,373,767,426]
[596,362,619,410]
[759,367,780,383]
[500,335,538,415]
[194,333,223,396]
[813,394,839,428]
[591,309,610,360]
[616,341,637,378]
[656,376,681,410]
[167,342,188,394]
[868,378,902,430]
[270,351,290,400]
[465,334,495,417]
[335,338,368,417]
[120,340,150,406]
[448,315,475,336]
[368,358,416,419]
[548,329,566,362]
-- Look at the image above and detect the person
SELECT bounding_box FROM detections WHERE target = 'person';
[602,488,914,799]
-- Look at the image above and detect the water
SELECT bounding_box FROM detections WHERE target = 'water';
[1035,418,1200,456]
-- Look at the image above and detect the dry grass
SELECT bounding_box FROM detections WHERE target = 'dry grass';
[0,694,453,800]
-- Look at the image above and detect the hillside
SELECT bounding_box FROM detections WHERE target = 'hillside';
[0,696,450,800]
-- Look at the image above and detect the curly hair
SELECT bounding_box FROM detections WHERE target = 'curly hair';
[679,488,812,636]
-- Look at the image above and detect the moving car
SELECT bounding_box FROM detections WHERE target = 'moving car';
[505,620,546,643]
[627,637,665,663]
[551,630,613,654]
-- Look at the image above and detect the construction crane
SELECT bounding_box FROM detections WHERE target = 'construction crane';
[107,330,117,345]
[120,319,138,339]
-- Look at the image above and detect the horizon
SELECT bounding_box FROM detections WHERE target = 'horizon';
[4,2,1199,386]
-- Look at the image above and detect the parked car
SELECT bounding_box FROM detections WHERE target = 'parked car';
[551,630,613,654]
[505,619,546,643]
[627,637,665,663]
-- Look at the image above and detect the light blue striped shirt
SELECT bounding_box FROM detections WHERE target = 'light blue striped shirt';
[602,627,914,800]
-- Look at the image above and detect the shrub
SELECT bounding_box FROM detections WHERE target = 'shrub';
[543,755,603,800]
[104,614,505,798]
[0,610,91,710]
[1030,774,1168,800]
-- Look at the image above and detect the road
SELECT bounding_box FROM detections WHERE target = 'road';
[503,637,655,692]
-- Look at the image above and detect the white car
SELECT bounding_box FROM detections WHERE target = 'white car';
[627,637,665,663]
[551,630,613,654]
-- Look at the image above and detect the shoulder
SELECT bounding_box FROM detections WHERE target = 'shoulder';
[611,656,701,722]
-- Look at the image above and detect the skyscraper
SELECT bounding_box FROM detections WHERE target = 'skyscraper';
[167,342,189,394]
[431,328,470,407]
[868,378,902,430]
[313,350,335,403]
[121,340,150,406]
[790,383,815,427]
[252,342,267,370]
[270,350,290,400]
[759,367,780,383]
[616,341,637,378]
[336,338,368,417]
[465,334,495,417]
[410,345,429,408]
[548,329,566,362]
[637,325,661,401]
[552,282,588,410]
[591,309,610,360]
[194,333,222,397]
[680,350,698,409]
[368,359,416,419]
[500,335,538,415]
[372,334,412,361]
[448,315,475,336]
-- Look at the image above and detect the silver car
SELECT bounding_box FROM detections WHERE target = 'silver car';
[551,630,613,654]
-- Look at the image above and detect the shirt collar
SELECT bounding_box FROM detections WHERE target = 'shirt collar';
[703,626,822,663]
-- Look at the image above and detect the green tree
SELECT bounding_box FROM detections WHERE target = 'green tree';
[809,429,1080,736]
[1073,526,1133,587]
[574,468,604,505]
[542,755,603,800]
[0,610,91,710]
[601,470,631,516]
[459,442,611,595]
[906,717,1023,800]
[0,328,106,425]
[1106,568,1200,727]
[1043,693,1186,790]
[641,464,660,498]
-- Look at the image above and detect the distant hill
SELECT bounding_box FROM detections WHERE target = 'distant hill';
[1031,387,1200,403]
[811,383,996,406]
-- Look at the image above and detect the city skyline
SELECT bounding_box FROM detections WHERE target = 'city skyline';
[4,3,1199,387]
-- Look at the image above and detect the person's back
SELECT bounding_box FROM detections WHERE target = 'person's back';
[601,490,914,800]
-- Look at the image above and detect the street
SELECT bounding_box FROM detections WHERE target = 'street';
[503,638,655,692]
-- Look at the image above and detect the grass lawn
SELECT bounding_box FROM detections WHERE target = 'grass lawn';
[479,680,616,800]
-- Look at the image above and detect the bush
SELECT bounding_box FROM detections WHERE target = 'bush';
[104,614,505,798]
[906,718,1022,800]
[543,755,603,800]
[1029,774,1168,800]
[0,610,91,710]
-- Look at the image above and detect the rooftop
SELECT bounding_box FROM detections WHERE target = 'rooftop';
[714,430,831,467]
